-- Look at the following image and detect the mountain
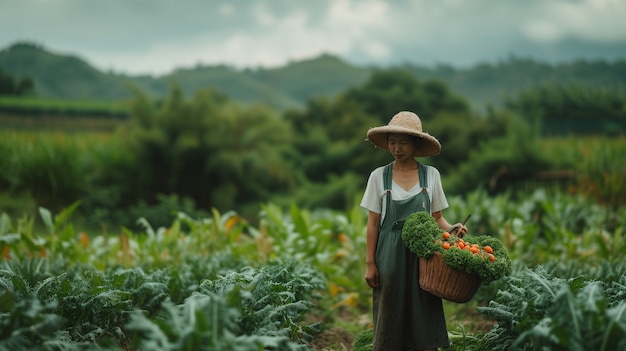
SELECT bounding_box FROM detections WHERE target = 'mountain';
[0,42,372,110]
[132,65,305,110]
[0,42,131,101]
[249,54,371,102]
[401,58,626,109]
[1,41,625,111]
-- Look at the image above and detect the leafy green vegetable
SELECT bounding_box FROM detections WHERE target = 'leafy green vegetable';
[0,255,324,350]
[401,211,442,259]
[478,266,626,351]
[442,235,512,283]
[401,211,512,283]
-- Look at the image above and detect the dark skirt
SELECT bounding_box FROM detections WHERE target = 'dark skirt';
[372,227,450,350]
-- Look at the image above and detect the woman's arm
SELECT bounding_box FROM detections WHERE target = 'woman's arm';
[365,211,381,288]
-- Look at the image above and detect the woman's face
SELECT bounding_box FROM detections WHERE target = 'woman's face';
[387,133,416,161]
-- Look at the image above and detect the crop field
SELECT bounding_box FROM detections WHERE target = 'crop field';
[1,185,625,350]
[0,97,129,117]
[0,97,128,132]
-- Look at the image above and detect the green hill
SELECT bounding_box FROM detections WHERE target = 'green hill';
[402,58,626,109]
[0,42,370,110]
[249,53,371,101]
[165,65,303,109]
[1,41,625,111]
[0,42,131,101]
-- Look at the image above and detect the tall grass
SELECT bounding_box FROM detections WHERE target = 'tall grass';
[0,130,113,215]
[542,135,626,209]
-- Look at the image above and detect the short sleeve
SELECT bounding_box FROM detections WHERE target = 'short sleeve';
[428,166,448,213]
[360,167,385,214]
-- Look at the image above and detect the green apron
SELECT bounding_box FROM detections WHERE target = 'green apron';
[372,162,449,350]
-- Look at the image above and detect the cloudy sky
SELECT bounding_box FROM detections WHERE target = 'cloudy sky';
[1,0,625,75]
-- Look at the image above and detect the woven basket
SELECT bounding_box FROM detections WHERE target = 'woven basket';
[419,251,481,303]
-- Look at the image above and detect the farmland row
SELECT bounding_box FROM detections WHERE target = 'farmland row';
[1,189,625,349]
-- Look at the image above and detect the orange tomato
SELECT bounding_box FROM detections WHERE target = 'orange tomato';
[442,232,451,240]
[488,254,495,262]
[484,245,493,254]
[470,247,479,254]
[442,242,451,250]
[458,242,465,249]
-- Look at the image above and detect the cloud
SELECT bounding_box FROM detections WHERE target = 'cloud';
[522,0,626,43]
[1,0,625,75]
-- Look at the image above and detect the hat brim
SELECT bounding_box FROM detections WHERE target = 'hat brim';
[367,125,441,157]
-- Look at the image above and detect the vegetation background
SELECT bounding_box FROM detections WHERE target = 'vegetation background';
[1,41,625,350]
[1,41,625,229]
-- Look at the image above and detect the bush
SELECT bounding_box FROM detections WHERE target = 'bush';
[444,113,550,195]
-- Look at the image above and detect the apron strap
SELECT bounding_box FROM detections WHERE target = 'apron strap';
[418,162,428,188]
[382,162,429,229]
[382,162,393,229]
[418,162,430,212]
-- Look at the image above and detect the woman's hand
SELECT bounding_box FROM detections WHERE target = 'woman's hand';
[432,211,468,238]
[365,262,380,288]
[450,223,468,237]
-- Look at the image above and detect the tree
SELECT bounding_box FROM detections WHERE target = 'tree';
[343,68,470,124]
[121,84,294,214]
[0,68,34,96]
[505,83,626,135]
[0,69,15,95]
[284,95,381,182]
[15,76,34,95]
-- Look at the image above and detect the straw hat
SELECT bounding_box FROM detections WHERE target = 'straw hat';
[366,111,441,157]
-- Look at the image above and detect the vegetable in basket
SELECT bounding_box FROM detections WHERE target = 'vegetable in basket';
[401,211,512,283]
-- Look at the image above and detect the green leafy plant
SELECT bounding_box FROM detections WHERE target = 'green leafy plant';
[125,293,310,351]
[401,211,512,283]
[352,328,373,351]
[401,212,442,258]
[2,194,625,350]
[199,259,325,342]
[478,266,626,351]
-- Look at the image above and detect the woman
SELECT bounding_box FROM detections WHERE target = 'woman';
[360,111,468,351]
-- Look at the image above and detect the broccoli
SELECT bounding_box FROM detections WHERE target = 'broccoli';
[401,211,443,259]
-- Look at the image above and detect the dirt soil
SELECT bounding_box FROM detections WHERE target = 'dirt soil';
[310,327,355,350]
[446,306,497,334]
[308,304,496,350]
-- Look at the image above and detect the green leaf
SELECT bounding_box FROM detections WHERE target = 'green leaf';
[0,213,11,236]
[53,201,80,230]
[290,204,309,238]
[38,207,54,235]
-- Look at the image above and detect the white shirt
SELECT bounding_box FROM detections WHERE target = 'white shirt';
[360,164,448,220]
